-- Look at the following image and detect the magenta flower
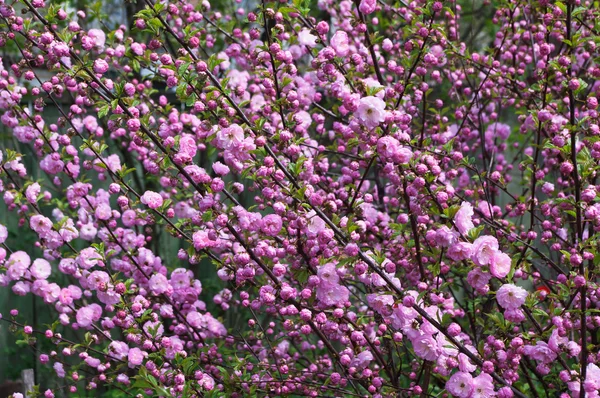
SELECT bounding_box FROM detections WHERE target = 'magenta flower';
[0,223,8,244]
[127,348,146,368]
[489,251,512,279]
[446,371,474,398]
[496,283,528,310]
[330,31,349,56]
[471,373,496,397]
[356,96,387,129]
[359,0,377,14]
[140,191,163,209]
[30,259,51,280]
[470,235,499,267]
[148,273,169,295]
[76,306,95,328]
[454,201,475,235]
[260,214,283,236]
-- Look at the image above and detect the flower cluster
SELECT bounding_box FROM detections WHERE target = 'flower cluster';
[0,0,599,397]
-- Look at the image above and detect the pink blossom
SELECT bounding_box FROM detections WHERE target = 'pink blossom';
[0,223,7,244]
[93,59,109,74]
[489,251,511,278]
[30,258,51,280]
[316,283,349,307]
[330,31,349,56]
[25,182,41,203]
[356,96,387,129]
[140,191,163,209]
[54,362,65,378]
[471,373,496,397]
[496,283,528,310]
[30,215,53,236]
[127,347,146,368]
[261,214,282,236]
[351,350,374,369]
[523,341,557,363]
[454,202,475,235]
[148,273,169,295]
[471,235,499,267]
[186,311,204,328]
[216,124,244,149]
[77,247,100,270]
[584,363,600,394]
[467,268,491,291]
[447,242,474,261]
[76,306,95,327]
[87,29,106,49]
[446,372,474,398]
[412,334,442,361]
[108,341,130,360]
[298,29,317,48]
[192,230,216,250]
[359,0,377,14]
[7,251,31,281]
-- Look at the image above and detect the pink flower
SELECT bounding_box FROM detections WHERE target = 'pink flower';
[359,0,377,14]
[316,283,349,307]
[471,373,496,397]
[298,29,317,48]
[446,371,474,398]
[466,268,491,291]
[523,341,557,363]
[330,31,349,56]
[203,313,227,337]
[25,182,41,203]
[7,251,31,281]
[77,247,100,270]
[356,96,387,129]
[306,210,326,237]
[261,214,282,236]
[435,226,458,247]
[148,273,169,295]
[108,341,129,360]
[584,363,600,394]
[216,124,244,149]
[186,311,204,328]
[489,251,511,278]
[454,202,475,235]
[447,242,473,261]
[351,350,374,369]
[470,235,499,266]
[30,215,53,236]
[178,134,197,158]
[95,203,112,220]
[127,347,146,368]
[486,122,511,140]
[0,223,7,244]
[54,362,65,378]
[85,357,101,368]
[30,259,51,280]
[377,136,400,160]
[87,29,106,49]
[193,230,216,250]
[140,191,163,209]
[412,334,442,361]
[93,59,109,74]
[76,306,95,327]
[496,283,528,310]
[212,161,230,176]
[317,263,339,285]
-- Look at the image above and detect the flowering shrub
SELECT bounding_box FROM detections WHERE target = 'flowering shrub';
[0,0,599,396]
